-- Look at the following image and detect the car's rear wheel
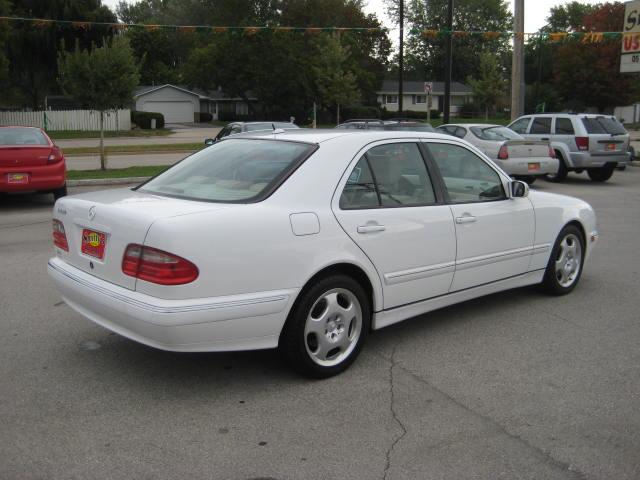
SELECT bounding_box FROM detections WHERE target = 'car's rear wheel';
[52,185,68,201]
[280,274,370,378]
[587,164,615,182]
[545,152,568,182]
[541,225,585,295]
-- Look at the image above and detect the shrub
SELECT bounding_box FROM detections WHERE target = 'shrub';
[196,112,213,122]
[342,105,380,120]
[131,111,165,129]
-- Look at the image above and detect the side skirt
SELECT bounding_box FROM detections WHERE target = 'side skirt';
[372,269,545,330]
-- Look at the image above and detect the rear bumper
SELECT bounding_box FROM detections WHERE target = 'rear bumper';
[47,257,298,352]
[569,152,629,169]
[0,161,65,193]
[495,157,559,176]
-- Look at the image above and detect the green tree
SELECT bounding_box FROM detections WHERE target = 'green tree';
[58,36,140,169]
[543,1,598,32]
[7,0,116,108]
[467,51,506,119]
[385,0,512,81]
[0,0,10,88]
[313,35,359,124]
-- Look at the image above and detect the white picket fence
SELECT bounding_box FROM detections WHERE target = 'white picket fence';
[0,109,131,131]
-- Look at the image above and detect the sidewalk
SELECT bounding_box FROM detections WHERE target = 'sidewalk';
[66,152,186,171]
[56,126,219,149]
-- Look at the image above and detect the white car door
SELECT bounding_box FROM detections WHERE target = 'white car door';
[424,141,535,291]
[332,141,457,309]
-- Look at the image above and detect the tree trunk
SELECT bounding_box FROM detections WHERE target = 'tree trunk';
[99,111,106,171]
[484,105,489,121]
[336,103,340,126]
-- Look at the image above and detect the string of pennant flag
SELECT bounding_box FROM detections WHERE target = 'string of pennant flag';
[0,16,633,42]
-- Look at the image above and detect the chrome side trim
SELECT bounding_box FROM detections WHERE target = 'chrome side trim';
[48,260,288,314]
[384,261,455,285]
[455,246,533,271]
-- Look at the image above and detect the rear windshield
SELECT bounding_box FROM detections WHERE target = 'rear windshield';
[582,117,627,135]
[138,139,316,203]
[0,128,48,145]
[244,122,299,132]
[470,126,521,141]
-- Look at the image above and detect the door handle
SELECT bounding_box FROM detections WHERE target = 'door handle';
[455,215,477,224]
[541,137,549,141]
[357,225,386,234]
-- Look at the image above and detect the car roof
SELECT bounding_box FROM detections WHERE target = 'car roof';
[231,128,458,144]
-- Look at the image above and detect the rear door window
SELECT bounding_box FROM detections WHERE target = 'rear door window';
[530,117,552,134]
[554,118,575,135]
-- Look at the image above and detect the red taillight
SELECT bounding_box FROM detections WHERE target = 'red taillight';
[52,219,68,251]
[122,244,199,285]
[47,146,63,164]
[497,145,509,160]
[575,136,589,151]
[548,145,556,158]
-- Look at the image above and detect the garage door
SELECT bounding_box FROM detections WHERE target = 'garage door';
[142,101,194,123]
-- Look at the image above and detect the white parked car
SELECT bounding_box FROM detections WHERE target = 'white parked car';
[437,124,559,184]
[48,131,598,377]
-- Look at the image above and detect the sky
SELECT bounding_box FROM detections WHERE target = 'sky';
[102,0,608,33]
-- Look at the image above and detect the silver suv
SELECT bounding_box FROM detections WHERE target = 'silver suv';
[508,113,629,182]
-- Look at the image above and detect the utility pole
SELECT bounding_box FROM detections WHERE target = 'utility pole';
[398,0,404,116]
[511,0,525,120]
[443,0,453,124]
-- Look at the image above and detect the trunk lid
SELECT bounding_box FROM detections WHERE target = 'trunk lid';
[505,140,551,160]
[53,187,238,290]
[0,145,52,167]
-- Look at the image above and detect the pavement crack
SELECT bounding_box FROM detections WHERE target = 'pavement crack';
[382,344,408,480]
[394,362,590,480]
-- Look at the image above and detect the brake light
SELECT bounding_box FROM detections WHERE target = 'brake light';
[497,145,509,160]
[52,219,68,251]
[575,137,589,151]
[122,244,199,285]
[549,145,556,158]
[47,146,64,164]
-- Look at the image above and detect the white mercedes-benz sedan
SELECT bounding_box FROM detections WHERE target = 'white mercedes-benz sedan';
[48,130,598,377]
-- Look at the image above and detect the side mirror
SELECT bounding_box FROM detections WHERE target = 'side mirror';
[510,180,529,198]
[204,138,215,146]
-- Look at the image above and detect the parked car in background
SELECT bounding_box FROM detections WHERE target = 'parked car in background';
[336,119,435,132]
[436,123,558,184]
[49,130,597,378]
[508,113,629,182]
[0,126,67,200]
[205,121,299,144]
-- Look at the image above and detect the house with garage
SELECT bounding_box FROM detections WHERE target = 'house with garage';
[133,84,257,124]
[377,80,474,116]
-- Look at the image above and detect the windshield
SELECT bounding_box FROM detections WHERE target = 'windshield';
[582,117,627,135]
[470,126,522,141]
[0,128,49,146]
[139,139,316,203]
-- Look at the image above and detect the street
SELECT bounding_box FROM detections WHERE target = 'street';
[1,168,639,480]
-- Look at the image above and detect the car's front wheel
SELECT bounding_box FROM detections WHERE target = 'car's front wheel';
[541,225,585,295]
[280,274,371,378]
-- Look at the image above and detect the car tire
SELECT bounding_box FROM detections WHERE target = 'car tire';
[515,175,536,185]
[53,185,68,201]
[280,274,371,378]
[587,165,615,182]
[541,224,585,296]
[545,152,568,182]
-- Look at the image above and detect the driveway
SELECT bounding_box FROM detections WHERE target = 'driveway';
[1,168,639,479]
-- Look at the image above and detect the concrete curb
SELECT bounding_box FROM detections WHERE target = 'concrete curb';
[67,177,150,187]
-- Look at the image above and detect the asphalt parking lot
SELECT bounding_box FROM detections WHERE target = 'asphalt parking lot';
[1,168,639,480]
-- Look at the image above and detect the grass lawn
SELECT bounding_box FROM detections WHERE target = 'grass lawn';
[67,165,167,180]
[48,129,173,140]
[64,142,203,156]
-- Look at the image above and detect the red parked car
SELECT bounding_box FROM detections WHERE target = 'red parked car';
[0,126,67,200]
